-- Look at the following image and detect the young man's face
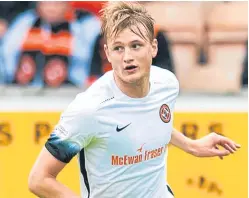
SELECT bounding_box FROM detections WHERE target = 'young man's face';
[104,26,158,84]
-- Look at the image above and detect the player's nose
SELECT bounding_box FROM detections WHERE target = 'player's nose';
[123,48,134,64]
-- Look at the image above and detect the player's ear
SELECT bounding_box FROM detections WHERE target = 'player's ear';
[104,44,111,63]
[151,39,158,58]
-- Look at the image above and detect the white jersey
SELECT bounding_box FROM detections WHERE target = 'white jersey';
[45,66,179,198]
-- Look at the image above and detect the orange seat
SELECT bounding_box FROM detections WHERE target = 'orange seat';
[170,44,198,89]
[201,2,247,93]
[144,2,246,93]
[177,61,243,93]
[144,2,203,90]
[144,2,202,44]
[207,2,248,43]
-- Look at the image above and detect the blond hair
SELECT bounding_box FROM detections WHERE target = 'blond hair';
[100,1,155,43]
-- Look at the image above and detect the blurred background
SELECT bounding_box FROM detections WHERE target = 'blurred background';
[0,1,247,198]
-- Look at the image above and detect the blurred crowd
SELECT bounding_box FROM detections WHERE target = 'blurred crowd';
[0,1,247,94]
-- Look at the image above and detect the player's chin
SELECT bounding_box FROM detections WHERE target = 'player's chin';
[123,73,142,84]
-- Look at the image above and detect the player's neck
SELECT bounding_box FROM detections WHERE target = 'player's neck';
[114,75,150,98]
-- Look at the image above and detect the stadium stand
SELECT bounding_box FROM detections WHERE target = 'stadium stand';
[144,1,248,94]
[0,1,247,95]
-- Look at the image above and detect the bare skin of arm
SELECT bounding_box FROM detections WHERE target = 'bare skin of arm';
[170,128,241,159]
[28,147,80,198]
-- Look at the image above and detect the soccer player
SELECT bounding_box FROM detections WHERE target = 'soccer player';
[28,2,240,198]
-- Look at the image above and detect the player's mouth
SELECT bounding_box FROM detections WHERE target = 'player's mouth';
[124,65,138,73]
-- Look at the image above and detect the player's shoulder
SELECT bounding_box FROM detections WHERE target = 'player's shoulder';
[150,65,179,89]
[68,71,114,114]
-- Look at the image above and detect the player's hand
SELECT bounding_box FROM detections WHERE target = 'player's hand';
[191,132,241,159]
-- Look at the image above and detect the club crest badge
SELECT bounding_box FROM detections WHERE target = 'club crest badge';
[159,104,171,123]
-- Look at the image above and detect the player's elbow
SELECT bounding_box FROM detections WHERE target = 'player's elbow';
[28,171,44,194]
[28,173,38,194]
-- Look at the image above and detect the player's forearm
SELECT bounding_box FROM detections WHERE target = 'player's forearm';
[170,128,195,155]
[28,175,80,198]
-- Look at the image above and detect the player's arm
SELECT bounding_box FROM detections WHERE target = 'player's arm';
[28,147,80,198]
[28,93,97,197]
[170,128,240,158]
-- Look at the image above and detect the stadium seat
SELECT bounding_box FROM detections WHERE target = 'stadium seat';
[177,62,243,93]
[144,2,204,91]
[202,2,248,93]
[144,2,202,44]
[207,2,248,43]
[159,2,247,93]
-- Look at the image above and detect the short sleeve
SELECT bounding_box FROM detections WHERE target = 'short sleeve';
[45,94,97,163]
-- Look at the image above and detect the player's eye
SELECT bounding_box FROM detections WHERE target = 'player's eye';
[113,46,123,51]
[132,43,142,49]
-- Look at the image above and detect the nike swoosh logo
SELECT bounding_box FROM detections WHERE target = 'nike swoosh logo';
[116,123,131,132]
